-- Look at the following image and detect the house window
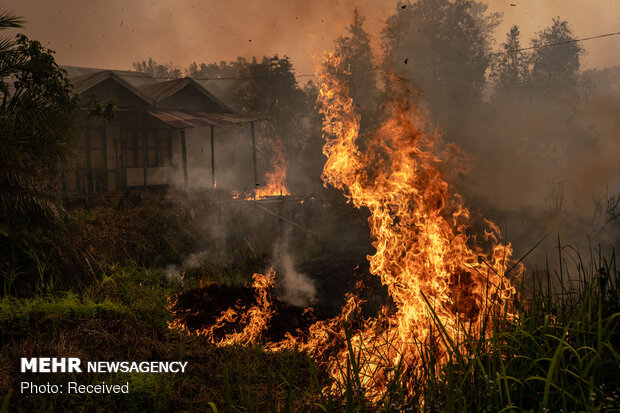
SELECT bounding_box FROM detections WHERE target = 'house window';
[121,128,172,168]
[120,128,144,168]
[147,129,172,167]
[73,127,107,193]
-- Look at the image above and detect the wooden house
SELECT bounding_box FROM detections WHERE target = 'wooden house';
[61,66,260,196]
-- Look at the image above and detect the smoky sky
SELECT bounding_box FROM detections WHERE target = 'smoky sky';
[3,0,620,74]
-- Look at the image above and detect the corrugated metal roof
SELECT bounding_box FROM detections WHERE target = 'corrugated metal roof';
[62,66,263,128]
[62,66,241,109]
[63,66,162,88]
[148,109,260,129]
[138,77,232,112]
[70,70,153,104]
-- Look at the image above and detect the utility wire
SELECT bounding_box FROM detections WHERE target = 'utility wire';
[118,29,620,81]
[518,30,620,51]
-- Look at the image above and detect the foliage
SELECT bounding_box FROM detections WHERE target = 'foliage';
[333,8,381,131]
[133,57,182,79]
[529,18,584,95]
[382,0,499,127]
[0,12,87,297]
[0,20,79,221]
[1,234,618,412]
[188,54,323,194]
[67,193,203,270]
[492,25,530,101]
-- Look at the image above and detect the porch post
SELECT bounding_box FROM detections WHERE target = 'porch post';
[142,129,148,190]
[210,126,215,189]
[251,121,258,187]
[181,129,188,186]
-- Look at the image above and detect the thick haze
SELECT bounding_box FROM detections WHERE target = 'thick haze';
[3,0,620,73]
[3,0,619,273]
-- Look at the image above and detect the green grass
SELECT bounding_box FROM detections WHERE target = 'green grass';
[1,247,618,412]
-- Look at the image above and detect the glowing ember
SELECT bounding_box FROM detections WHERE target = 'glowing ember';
[251,138,291,199]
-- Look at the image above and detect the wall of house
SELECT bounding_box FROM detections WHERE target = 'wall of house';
[124,127,185,188]
[105,124,119,192]
[184,124,256,192]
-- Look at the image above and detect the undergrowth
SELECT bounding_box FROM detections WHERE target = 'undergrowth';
[0,245,618,412]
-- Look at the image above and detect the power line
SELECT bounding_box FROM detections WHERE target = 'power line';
[123,29,620,81]
[518,30,620,52]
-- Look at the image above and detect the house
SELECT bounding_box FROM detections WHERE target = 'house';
[61,66,261,196]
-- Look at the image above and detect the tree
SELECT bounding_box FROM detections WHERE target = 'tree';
[0,11,87,295]
[529,18,583,96]
[187,55,322,193]
[133,57,182,79]
[0,12,79,223]
[493,25,529,101]
[187,57,254,111]
[527,18,589,155]
[382,0,499,130]
[333,8,381,130]
[243,56,321,193]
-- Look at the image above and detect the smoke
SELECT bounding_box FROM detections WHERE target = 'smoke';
[372,3,620,270]
[272,238,317,307]
[113,2,620,291]
[162,250,211,283]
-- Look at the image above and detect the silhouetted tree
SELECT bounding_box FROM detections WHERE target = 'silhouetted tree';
[493,25,530,101]
[133,57,182,79]
[0,13,79,222]
[187,55,322,192]
[244,56,322,192]
[382,0,499,131]
[527,18,589,156]
[187,57,254,112]
[0,11,92,295]
[529,18,583,96]
[333,8,381,130]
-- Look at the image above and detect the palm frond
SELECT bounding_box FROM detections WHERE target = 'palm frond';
[0,11,24,30]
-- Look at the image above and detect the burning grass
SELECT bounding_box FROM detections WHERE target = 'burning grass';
[1,247,617,412]
[155,54,619,411]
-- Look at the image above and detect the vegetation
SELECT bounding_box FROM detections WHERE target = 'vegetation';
[1,2,619,413]
[0,12,78,221]
[0,236,617,411]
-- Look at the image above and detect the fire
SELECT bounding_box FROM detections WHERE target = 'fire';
[170,53,521,401]
[251,138,291,199]
[184,269,276,346]
[311,54,519,397]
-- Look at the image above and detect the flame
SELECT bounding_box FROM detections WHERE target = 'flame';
[312,54,519,397]
[170,53,521,401]
[179,269,276,346]
[251,138,291,199]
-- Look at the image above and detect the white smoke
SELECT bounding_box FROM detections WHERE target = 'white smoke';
[162,250,210,283]
[273,239,316,307]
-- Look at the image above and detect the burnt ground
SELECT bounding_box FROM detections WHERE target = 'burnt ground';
[170,255,390,343]
[170,284,319,342]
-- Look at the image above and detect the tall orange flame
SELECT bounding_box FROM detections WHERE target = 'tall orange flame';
[313,54,519,397]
